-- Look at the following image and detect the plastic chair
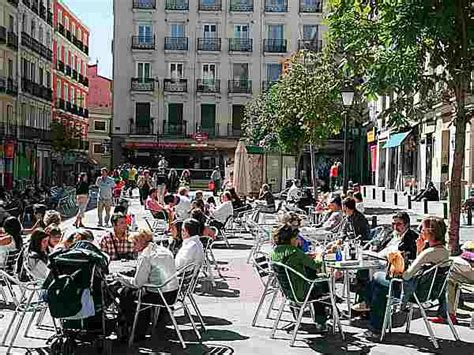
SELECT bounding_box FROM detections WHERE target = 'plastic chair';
[251,252,279,327]
[128,263,201,349]
[270,261,345,346]
[380,260,459,348]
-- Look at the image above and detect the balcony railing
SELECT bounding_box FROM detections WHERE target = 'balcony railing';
[164,79,187,92]
[0,27,6,44]
[7,0,19,7]
[31,1,38,12]
[263,39,287,53]
[6,78,18,96]
[131,35,155,50]
[197,38,221,51]
[165,0,189,10]
[40,5,46,20]
[47,11,53,25]
[227,123,242,137]
[164,37,188,51]
[79,74,89,86]
[7,31,18,50]
[130,123,153,135]
[199,0,221,11]
[298,39,322,52]
[230,0,253,11]
[72,69,78,80]
[57,60,65,73]
[65,65,72,76]
[133,0,156,9]
[262,80,278,92]
[264,1,288,12]
[58,23,65,36]
[21,126,53,142]
[131,78,156,91]
[228,79,252,94]
[198,125,216,138]
[229,38,252,52]
[197,79,220,93]
[56,98,66,110]
[162,120,187,137]
[299,1,322,13]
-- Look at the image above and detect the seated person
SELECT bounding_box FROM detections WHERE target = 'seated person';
[271,224,328,327]
[210,192,233,227]
[339,197,370,241]
[163,193,177,222]
[0,217,23,267]
[228,187,244,210]
[190,207,216,239]
[206,196,217,214]
[280,212,311,252]
[174,187,192,220]
[116,229,179,340]
[44,210,62,228]
[25,229,50,280]
[99,213,135,261]
[145,188,166,219]
[430,240,474,325]
[23,204,47,234]
[175,218,205,270]
[296,188,315,212]
[194,190,204,201]
[315,196,343,233]
[414,181,439,202]
[258,184,276,213]
[286,180,301,203]
[354,192,365,214]
[366,217,449,336]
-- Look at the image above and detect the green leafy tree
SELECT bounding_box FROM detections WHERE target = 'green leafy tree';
[327,0,474,254]
[51,120,82,152]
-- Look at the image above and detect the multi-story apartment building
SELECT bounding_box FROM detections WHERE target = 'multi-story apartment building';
[87,63,112,171]
[112,0,324,171]
[52,0,89,178]
[18,0,54,185]
[0,0,19,189]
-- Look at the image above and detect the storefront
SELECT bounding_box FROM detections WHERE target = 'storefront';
[0,141,16,190]
[367,127,377,185]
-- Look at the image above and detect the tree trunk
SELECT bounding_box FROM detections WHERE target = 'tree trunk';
[448,111,467,256]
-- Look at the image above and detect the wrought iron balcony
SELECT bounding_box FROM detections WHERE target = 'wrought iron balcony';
[131,35,155,50]
[197,38,221,51]
[164,37,188,51]
[57,60,65,73]
[299,1,322,13]
[298,39,322,52]
[131,78,156,91]
[229,38,252,52]
[65,65,72,76]
[164,79,187,92]
[162,120,187,137]
[0,27,6,44]
[229,0,253,11]
[6,78,18,96]
[133,0,156,9]
[57,23,65,36]
[262,80,278,92]
[165,0,189,10]
[7,31,18,50]
[40,5,46,20]
[56,98,66,110]
[228,79,252,94]
[227,123,242,137]
[264,1,288,12]
[197,79,220,93]
[84,45,89,54]
[47,11,53,26]
[199,0,221,11]
[72,69,78,81]
[198,125,216,138]
[65,30,72,41]
[130,123,153,135]
[263,39,287,53]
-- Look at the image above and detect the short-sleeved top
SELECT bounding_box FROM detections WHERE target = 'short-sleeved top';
[96,176,115,201]
[128,168,138,181]
[99,232,135,261]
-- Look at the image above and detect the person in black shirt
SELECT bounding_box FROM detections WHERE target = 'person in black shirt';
[258,184,276,212]
[340,197,370,240]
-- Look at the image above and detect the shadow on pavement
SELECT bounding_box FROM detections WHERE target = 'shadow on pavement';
[212,243,253,250]
[195,280,240,298]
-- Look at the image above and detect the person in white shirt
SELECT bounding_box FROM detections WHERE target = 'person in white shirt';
[211,191,233,225]
[286,180,302,203]
[175,218,205,270]
[117,229,179,340]
[174,187,192,220]
[354,192,365,214]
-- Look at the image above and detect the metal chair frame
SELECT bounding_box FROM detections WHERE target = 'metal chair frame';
[200,235,224,287]
[270,261,345,346]
[380,260,460,348]
[0,248,23,305]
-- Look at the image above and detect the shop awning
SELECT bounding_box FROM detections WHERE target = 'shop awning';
[383,131,411,149]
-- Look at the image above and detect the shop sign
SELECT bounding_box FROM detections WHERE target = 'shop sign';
[192,132,209,143]
[370,146,377,172]
[5,143,15,159]
[367,127,376,143]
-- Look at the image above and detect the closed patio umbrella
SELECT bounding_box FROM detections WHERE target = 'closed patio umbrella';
[233,140,251,196]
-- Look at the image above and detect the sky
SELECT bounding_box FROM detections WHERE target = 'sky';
[64,0,113,79]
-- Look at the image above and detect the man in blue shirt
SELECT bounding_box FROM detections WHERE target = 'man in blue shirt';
[95,167,115,227]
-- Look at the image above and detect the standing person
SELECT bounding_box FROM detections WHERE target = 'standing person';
[127,165,138,197]
[210,166,222,196]
[157,155,168,173]
[180,169,191,188]
[74,172,89,228]
[166,168,179,194]
[329,162,339,192]
[96,167,115,228]
[120,165,129,194]
[154,168,168,204]
[137,169,154,206]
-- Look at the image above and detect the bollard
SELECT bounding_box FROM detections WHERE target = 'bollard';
[468,208,472,226]
[382,190,386,203]
[443,202,448,220]
[408,195,412,210]
[372,188,376,200]
[363,186,367,198]
[394,192,398,206]
[423,198,429,214]
[372,215,377,229]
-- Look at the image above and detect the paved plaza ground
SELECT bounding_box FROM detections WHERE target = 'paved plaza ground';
[0,192,473,354]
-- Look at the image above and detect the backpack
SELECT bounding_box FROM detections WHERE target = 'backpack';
[46,269,85,318]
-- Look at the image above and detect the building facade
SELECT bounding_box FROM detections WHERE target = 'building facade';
[87,63,112,171]
[52,0,89,181]
[112,0,324,173]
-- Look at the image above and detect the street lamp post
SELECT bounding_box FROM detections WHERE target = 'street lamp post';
[341,86,355,194]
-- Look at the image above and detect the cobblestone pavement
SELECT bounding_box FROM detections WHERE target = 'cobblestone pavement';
[1,191,473,355]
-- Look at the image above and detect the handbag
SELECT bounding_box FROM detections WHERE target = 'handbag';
[208,181,215,191]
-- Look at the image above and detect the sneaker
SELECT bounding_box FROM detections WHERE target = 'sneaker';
[352,302,371,312]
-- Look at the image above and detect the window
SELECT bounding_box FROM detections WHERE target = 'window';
[64,84,68,101]
[200,104,216,136]
[232,63,249,80]
[202,64,216,79]
[170,23,185,37]
[78,28,82,41]
[168,103,184,128]
[56,80,61,98]
[39,67,44,86]
[57,45,61,62]
[203,24,217,38]
[72,23,76,37]
[303,24,318,40]
[170,63,184,79]
[65,16,69,30]
[58,9,62,24]
[71,87,75,104]
[22,59,29,79]
[46,71,50,88]
[135,102,151,128]
[137,62,151,81]
[267,24,284,39]
[22,14,27,32]
[46,30,50,46]
[266,63,282,81]
[8,15,15,32]
[234,24,249,38]
[232,105,244,132]
[31,19,36,38]
[8,59,13,79]
[93,143,105,154]
[94,120,107,131]
[138,24,152,43]
[68,50,71,65]
[39,26,43,43]
[31,63,36,83]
